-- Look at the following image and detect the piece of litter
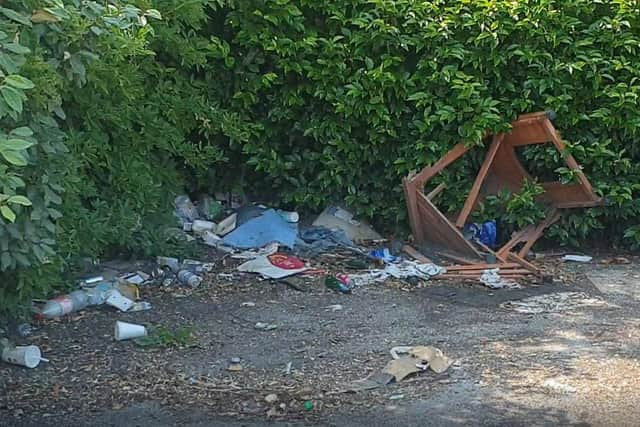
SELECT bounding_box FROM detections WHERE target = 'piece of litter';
[285,361,292,375]
[326,304,343,312]
[255,322,278,331]
[128,301,152,312]
[265,393,279,404]
[389,394,404,400]
[241,302,256,307]
[501,292,607,314]
[238,253,307,279]
[480,268,521,289]
[562,254,593,263]
[105,290,134,312]
[543,379,577,394]
[349,260,444,287]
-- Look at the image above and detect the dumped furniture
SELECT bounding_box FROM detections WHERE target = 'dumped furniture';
[403,111,603,281]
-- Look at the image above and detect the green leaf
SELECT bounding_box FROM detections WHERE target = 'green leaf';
[7,195,31,206]
[31,9,60,23]
[0,150,27,165]
[145,9,162,20]
[3,43,30,55]
[2,138,33,151]
[1,86,22,113]
[0,7,32,26]
[0,205,15,222]
[4,75,34,89]
[10,126,33,137]
[365,57,374,70]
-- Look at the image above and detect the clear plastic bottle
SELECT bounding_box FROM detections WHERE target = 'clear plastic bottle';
[40,290,89,318]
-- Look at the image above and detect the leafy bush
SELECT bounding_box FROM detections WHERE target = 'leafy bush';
[3,0,640,316]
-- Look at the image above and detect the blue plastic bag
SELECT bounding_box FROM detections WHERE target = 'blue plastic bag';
[465,220,497,247]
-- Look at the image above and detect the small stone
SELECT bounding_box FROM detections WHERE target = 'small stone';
[265,393,279,404]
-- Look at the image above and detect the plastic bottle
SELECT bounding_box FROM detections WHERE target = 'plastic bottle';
[177,270,202,288]
[324,275,352,294]
[40,290,89,318]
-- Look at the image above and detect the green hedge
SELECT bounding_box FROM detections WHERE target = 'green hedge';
[1,0,639,316]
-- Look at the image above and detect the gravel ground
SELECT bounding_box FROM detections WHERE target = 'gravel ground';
[1,254,639,426]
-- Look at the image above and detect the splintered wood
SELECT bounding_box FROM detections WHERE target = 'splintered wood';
[402,111,603,284]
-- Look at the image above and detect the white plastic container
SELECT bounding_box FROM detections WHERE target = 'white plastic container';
[114,321,148,341]
[1,345,45,368]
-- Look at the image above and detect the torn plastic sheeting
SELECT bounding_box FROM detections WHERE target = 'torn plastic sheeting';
[231,242,280,260]
[295,226,355,256]
[223,209,298,249]
[349,260,444,287]
[368,248,397,263]
[238,253,307,279]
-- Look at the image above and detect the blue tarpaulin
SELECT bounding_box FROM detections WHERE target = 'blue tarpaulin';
[222,209,298,249]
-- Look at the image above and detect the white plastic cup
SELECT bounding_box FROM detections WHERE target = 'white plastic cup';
[114,321,148,341]
[192,220,216,233]
[2,345,43,368]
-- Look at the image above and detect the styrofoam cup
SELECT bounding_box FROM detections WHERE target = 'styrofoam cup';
[2,345,42,368]
[114,321,147,341]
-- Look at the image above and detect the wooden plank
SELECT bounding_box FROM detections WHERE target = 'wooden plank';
[426,182,447,201]
[402,245,434,264]
[439,252,479,265]
[507,252,540,274]
[496,225,536,259]
[443,268,533,276]
[517,209,561,258]
[410,143,469,188]
[445,262,520,271]
[541,119,596,197]
[402,179,424,244]
[415,192,482,258]
[455,134,504,228]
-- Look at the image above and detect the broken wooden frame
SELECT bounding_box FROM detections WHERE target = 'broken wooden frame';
[403,111,603,279]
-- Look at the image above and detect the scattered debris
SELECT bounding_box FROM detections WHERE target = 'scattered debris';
[284,361,292,375]
[228,357,243,372]
[389,394,405,400]
[325,304,344,312]
[543,378,577,394]
[241,302,256,307]
[264,393,279,404]
[114,321,148,341]
[177,270,203,288]
[254,322,278,331]
[105,290,135,312]
[0,339,47,369]
[349,260,444,287]
[312,206,382,242]
[501,292,607,314]
[325,275,352,294]
[479,269,522,289]
[129,301,152,312]
[16,323,32,338]
[350,345,451,391]
[238,253,307,279]
[369,248,397,264]
[223,209,298,249]
[39,290,90,319]
[303,401,314,412]
[562,254,593,263]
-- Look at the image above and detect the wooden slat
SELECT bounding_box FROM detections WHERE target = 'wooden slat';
[410,143,469,188]
[402,245,434,264]
[507,252,540,274]
[517,209,561,258]
[497,225,536,259]
[456,134,504,228]
[426,182,447,201]
[445,262,520,271]
[541,119,597,198]
[403,179,424,244]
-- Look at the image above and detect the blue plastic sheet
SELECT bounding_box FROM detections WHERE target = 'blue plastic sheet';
[222,209,298,249]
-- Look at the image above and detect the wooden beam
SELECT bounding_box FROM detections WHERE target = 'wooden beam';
[402,179,423,244]
[517,209,561,258]
[402,245,434,264]
[456,134,504,228]
[410,143,469,188]
[541,119,597,199]
[445,262,521,271]
[426,182,447,201]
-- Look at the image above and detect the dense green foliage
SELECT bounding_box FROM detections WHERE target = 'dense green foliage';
[1,0,640,315]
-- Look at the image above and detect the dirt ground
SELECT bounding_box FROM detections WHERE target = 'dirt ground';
[2,253,640,427]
